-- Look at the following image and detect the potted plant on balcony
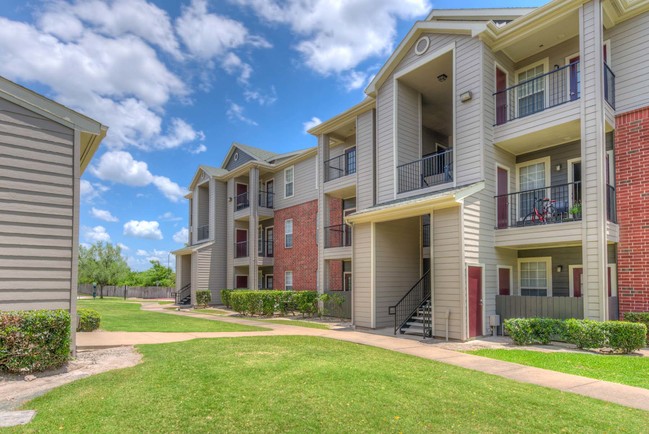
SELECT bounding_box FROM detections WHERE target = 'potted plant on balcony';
[569,202,582,220]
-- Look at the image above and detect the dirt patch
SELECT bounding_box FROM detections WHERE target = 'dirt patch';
[0,347,142,411]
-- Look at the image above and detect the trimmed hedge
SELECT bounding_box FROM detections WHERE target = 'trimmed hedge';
[196,290,212,308]
[505,317,647,354]
[0,310,71,373]
[77,308,101,332]
[624,312,649,338]
[228,290,318,317]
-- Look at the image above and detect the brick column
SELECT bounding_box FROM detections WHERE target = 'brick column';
[616,106,649,315]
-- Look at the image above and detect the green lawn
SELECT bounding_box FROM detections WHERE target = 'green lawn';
[259,319,330,329]
[192,308,233,316]
[468,349,649,390]
[10,337,649,433]
[77,299,268,332]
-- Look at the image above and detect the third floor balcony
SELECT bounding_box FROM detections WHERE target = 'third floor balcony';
[397,148,453,194]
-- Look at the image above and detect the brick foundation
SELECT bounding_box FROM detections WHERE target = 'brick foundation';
[273,200,318,290]
[616,106,649,315]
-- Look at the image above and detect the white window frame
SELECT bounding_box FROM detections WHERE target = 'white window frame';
[567,157,582,209]
[343,271,352,292]
[518,257,553,297]
[514,58,549,116]
[266,274,274,290]
[285,271,293,290]
[515,157,551,220]
[284,219,293,248]
[608,264,618,297]
[284,166,294,198]
[606,150,615,187]
[258,224,263,255]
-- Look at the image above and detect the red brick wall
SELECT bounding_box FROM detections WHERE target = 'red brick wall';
[616,106,649,315]
[328,260,343,291]
[329,197,342,225]
[273,200,318,290]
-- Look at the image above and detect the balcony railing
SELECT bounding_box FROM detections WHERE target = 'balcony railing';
[197,225,209,241]
[324,224,352,248]
[494,61,579,126]
[236,191,249,211]
[258,190,275,209]
[397,149,453,194]
[235,240,248,258]
[325,149,356,182]
[258,239,274,257]
[607,184,617,223]
[604,63,616,109]
[422,223,430,247]
[494,182,582,229]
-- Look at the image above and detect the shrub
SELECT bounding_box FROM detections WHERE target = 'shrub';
[293,291,319,316]
[601,321,647,354]
[319,293,345,317]
[624,312,649,339]
[504,318,564,345]
[196,290,212,308]
[77,308,101,332]
[228,290,319,317]
[564,319,607,349]
[0,310,70,373]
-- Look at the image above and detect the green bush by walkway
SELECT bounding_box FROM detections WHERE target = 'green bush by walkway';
[13,336,649,433]
[226,290,318,316]
[76,308,101,332]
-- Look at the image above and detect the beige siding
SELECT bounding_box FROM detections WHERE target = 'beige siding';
[605,12,649,113]
[374,217,421,328]
[396,81,420,166]
[352,222,372,327]
[356,110,375,210]
[273,154,319,210]
[195,244,225,303]
[432,206,463,339]
[0,98,75,311]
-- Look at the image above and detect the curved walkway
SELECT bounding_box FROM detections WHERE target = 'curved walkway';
[77,305,649,413]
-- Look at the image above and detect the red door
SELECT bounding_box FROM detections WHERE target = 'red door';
[569,56,580,101]
[495,68,507,125]
[497,167,509,229]
[236,229,247,257]
[236,275,248,289]
[573,267,583,298]
[468,266,483,337]
[607,267,612,297]
[498,268,511,296]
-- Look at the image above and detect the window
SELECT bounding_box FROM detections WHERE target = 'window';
[284,166,294,198]
[516,60,547,118]
[258,225,263,255]
[285,219,293,248]
[517,158,549,219]
[285,271,293,290]
[345,147,356,175]
[518,257,552,297]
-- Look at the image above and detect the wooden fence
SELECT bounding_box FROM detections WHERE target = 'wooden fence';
[496,295,584,322]
[78,284,174,299]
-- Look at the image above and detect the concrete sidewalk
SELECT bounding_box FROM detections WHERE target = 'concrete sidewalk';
[77,305,649,413]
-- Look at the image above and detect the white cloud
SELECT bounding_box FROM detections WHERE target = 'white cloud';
[117,242,130,251]
[341,70,369,91]
[244,86,277,106]
[123,220,163,240]
[232,0,429,79]
[189,143,208,154]
[303,116,322,133]
[156,118,205,151]
[159,212,183,222]
[83,225,111,242]
[222,52,253,84]
[80,179,109,203]
[226,102,258,126]
[90,151,187,202]
[91,207,119,222]
[173,227,189,244]
[128,248,173,271]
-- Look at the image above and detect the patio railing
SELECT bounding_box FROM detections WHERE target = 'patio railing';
[324,224,352,248]
[397,149,453,194]
[324,149,356,182]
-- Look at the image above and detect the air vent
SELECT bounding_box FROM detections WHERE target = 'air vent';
[414,36,430,56]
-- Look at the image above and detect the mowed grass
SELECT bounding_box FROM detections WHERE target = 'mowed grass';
[11,336,649,433]
[77,299,268,332]
[259,319,330,329]
[468,349,649,390]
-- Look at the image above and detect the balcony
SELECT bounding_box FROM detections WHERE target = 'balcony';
[324,224,352,248]
[197,225,209,241]
[422,223,430,248]
[235,240,248,258]
[258,190,275,209]
[494,62,579,126]
[236,191,249,211]
[604,63,615,109]
[324,149,356,182]
[607,184,617,223]
[397,149,453,194]
[258,239,274,258]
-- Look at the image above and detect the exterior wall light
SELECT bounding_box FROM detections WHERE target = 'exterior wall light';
[460,91,472,102]
[556,265,563,273]
[437,74,448,82]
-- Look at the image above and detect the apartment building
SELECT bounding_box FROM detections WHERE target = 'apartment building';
[177,0,649,341]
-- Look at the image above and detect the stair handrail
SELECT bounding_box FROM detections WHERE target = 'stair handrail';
[388,270,431,335]
[175,283,191,305]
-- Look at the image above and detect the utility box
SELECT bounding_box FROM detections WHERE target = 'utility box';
[489,315,501,336]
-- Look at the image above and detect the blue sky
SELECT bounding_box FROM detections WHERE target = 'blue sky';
[0,0,545,270]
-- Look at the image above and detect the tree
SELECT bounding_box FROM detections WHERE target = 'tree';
[79,242,130,298]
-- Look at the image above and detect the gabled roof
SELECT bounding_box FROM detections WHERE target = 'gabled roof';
[0,75,107,174]
[234,142,279,162]
[199,165,228,177]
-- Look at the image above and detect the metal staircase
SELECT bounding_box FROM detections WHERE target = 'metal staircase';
[174,283,191,306]
[388,270,432,338]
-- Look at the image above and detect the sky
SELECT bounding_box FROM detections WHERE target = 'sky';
[0,0,546,270]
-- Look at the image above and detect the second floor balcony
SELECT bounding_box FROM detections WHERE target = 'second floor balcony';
[197,225,209,241]
[325,148,356,182]
[397,148,453,194]
[324,224,352,248]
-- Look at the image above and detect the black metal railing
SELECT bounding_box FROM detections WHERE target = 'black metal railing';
[324,148,356,182]
[494,61,579,126]
[235,241,248,258]
[258,190,275,209]
[324,224,352,248]
[423,223,430,247]
[236,191,249,210]
[388,270,431,336]
[604,63,616,109]
[197,225,209,241]
[607,184,617,223]
[259,239,274,257]
[174,283,191,305]
[494,182,582,229]
[397,149,453,194]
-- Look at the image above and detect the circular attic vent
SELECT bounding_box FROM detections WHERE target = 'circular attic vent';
[414,36,430,56]
[233,151,239,161]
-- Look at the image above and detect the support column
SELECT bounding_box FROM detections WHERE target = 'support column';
[226,179,234,288]
[580,0,608,320]
[248,167,260,290]
[317,134,330,295]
